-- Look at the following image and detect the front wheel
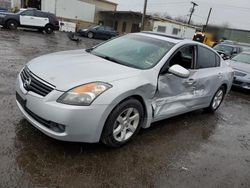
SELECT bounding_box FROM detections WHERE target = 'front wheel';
[205,86,226,112]
[101,99,144,147]
[7,20,18,30]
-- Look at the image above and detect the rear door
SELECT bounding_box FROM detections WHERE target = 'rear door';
[191,45,223,107]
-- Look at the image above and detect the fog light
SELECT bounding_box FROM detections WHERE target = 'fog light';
[49,122,65,133]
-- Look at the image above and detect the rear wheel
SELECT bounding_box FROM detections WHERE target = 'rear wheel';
[7,20,18,30]
[44,25,54,34]
[87,32,94,39]
[101,99,144,147]
[205,86,226,112]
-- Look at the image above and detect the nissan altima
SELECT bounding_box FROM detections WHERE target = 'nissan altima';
[16,32,234,147]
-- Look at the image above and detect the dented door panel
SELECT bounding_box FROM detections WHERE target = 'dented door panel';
[152,65,224,121]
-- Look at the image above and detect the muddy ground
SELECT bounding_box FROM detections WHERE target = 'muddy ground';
[0,29,250,188]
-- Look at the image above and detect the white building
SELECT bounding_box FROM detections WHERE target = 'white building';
[152,17,196,39]
[0,0,20,9]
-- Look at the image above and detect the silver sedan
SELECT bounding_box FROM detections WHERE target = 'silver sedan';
[16,32,234,147]
[228,51,250,90]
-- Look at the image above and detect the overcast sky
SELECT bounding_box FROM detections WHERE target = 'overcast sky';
[110,0,250,30]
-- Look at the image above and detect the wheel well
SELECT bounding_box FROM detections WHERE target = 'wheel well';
[119,95,148,119]
[221,83,228,92]
[45,23,53,28]
[6,19,19,25]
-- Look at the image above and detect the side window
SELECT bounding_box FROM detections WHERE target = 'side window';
[35,11,45,18]
[97,26,105,30]
[21,10,34,16]
[168,45,195,69]
[196,46,217,69]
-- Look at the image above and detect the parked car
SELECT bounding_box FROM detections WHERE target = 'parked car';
[0,7,8,12]
[16,32,234,147]
[213,44,242,60]
[78,25,118,40]
[0,8,59,34]
[227,52,250,90]
[220,40,238,45]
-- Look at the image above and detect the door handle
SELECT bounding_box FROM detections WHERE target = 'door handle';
[186,79,196,86]
[30,17,34,19]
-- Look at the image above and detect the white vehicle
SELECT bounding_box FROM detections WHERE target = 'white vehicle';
[16,32,234,147]
[0,8,59,34]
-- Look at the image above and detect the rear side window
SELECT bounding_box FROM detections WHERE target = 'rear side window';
[196,46,218,69]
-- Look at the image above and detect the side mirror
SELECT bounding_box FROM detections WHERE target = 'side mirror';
[168,65,190,78]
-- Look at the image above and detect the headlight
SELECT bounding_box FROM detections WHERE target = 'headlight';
[57,82,112,106]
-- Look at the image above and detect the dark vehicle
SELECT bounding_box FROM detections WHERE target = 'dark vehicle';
[213,44,242,60]
[228,52,250,90]
[0,7,8,12]
[78,25,118,40]
[0,8,59,34]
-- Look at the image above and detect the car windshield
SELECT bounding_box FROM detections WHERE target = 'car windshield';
[214,45,233,53]
[90,34,174,69]
[232,53,250,64]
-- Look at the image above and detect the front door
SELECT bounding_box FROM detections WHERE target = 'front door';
[20,10,48,27]
[153,45,199,121]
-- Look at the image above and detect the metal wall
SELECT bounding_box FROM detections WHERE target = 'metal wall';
[223,29,250,44]
[0,0,11,9]
[42,0,96,23]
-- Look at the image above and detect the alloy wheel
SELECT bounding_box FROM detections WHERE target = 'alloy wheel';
[212,89,224,109]
[113,108,140,142]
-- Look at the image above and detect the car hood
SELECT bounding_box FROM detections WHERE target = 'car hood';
[0,12,15,16]
[228,60,250,73]
[27,50,141,91]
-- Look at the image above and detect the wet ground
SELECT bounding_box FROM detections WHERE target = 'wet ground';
[0,29,250,188]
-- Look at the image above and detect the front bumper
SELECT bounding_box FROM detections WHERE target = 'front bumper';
[233,76,250,90]
[16,74,109,143]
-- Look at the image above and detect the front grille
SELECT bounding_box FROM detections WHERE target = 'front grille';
[234,71,247,77]
[20,67,55,97]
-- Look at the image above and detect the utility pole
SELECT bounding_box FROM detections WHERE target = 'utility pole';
[141,0,148,31]
[188,1,198,25]
[205,8,212,27]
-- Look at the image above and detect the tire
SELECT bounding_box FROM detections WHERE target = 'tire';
[204,86,226,113]
[87,32,94,39]
[6,20,18,30]
[44,25,54,34]
[101,98,144,147]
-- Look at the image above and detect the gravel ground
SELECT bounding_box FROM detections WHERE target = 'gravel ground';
[0,29,250,188]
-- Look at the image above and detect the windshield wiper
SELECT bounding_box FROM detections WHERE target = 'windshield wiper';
[85,47,94,53]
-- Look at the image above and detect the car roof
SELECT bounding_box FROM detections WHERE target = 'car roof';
[137,32,185,44]
[217,43,240,48]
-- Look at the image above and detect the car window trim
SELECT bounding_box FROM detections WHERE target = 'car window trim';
[160,44,197,75]
[196,45,220,69]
